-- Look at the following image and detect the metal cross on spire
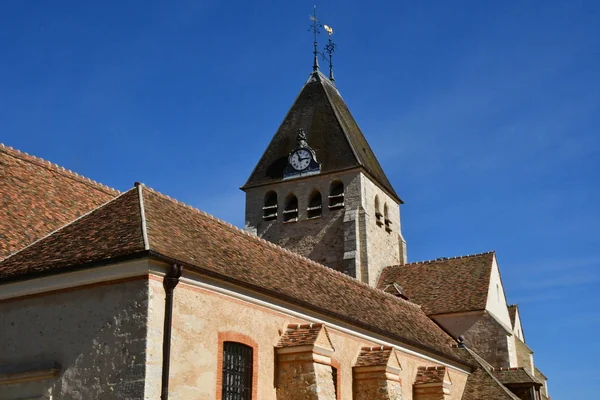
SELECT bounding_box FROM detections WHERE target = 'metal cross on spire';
[323,24,335,81]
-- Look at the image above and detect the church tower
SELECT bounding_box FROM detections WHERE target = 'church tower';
[241,70,407,287]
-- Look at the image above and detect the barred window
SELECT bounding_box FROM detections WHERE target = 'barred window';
[222,342,253,400]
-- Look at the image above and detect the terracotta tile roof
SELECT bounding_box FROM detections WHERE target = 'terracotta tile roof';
[354,346,397,368]
[461,347,521,400]
[276,323,331,348]
[242,71,401,203]
[0,144,118,259]
[0,184,468,366]
[492,368,542,386]
[0,188,146,281]
[414,366,447,385]
[377,252,495,315]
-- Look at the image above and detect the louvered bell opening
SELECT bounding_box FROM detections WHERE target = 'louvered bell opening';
[307,191,322,219]
[283,194,298,222]
[263,191,278,221]
[329,181,344,209]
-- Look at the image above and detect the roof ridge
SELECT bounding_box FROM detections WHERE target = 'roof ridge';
[317,73,362,178]
[402,251,496,266]
[136,183,150,251]
[142,185,423,310]
[0,187,136,263]
[0,143,120,196]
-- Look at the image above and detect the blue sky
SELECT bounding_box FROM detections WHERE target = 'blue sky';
[1,1,598,397]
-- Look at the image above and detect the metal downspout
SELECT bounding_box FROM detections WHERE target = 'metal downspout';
[161,264,183,400]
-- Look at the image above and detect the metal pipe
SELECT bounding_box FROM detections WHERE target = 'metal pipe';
[161,264,183,400]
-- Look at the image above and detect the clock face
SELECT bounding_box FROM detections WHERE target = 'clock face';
[289,149,312,171]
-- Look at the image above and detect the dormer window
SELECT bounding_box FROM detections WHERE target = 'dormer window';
[307,190,322,219]
[375,196,383,226]
[328,181,344,209]
[263,191,278,221]
[283,194,298,222]
[384,203,392,232]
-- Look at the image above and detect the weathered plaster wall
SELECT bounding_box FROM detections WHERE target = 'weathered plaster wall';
[513,308,525,341]
[485,257,512,328]
[152,274,469,400]
[0,278,149,400]
[432,311,485,339]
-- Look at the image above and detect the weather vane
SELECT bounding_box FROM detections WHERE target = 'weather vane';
[323,24,335,81]
[309,6,322,72]
[308,6,336,80]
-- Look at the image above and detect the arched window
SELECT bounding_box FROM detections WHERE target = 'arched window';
[328,181,344,209]
[307,190,322,219]
[263,191,278,221]
[375,195,383,226]
[222,341,253,400]
[384,203,391,231]
[283,194,298,222]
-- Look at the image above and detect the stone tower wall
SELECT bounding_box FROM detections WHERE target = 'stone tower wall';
[244,171,406,286]
[360,174,405,286]
[244,170,362,274]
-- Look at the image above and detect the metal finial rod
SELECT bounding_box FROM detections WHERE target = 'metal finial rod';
[323,25,336,81]
[309,5,321,72]
[325,35,335,81]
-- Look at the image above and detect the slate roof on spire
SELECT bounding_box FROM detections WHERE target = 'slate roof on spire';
[242,71,401,203]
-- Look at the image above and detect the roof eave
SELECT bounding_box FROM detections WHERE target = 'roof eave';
[0,250,151,286]
[147,250,473,370]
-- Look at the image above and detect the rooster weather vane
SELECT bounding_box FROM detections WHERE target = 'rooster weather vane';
[309,5,336,81]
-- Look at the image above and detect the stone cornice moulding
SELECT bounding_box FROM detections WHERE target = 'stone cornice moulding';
[0,259,166,302]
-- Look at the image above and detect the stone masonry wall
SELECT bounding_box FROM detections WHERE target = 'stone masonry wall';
[244,170,406,286]
[276,351,336,400]
[153,275,469,400]
[515,338,533,373]
[462,312,511,368]
[361,174,404,286]
[0,278,149,400]
[353,371,402,400]
[244,171,361,274]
